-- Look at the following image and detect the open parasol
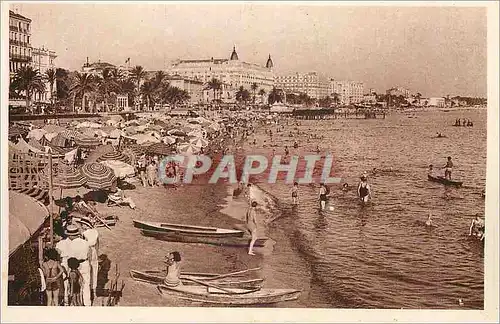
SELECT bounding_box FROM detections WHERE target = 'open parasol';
[81,162,117,189]
[40,163,88,189]
[146,142,174,156]
[97,151,131,164]
[177,142,201,155]
[100,160,135,178]
[74,136,102,148]
[189,137,209,148]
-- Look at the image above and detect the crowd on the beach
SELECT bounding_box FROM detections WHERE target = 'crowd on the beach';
[454,118,474,127]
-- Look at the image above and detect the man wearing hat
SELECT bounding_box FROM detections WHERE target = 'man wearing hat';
[56,224,91,306]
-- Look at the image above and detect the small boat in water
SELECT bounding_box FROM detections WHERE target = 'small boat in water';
[133,220,244,238]
[130,270,264,289]
[427,175,463,187]
[156,284,301,305]
[140,229,269,247]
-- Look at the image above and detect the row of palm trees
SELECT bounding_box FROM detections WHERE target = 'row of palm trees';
[10,65,191,113]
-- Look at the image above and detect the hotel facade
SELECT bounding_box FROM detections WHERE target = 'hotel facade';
[9,10,57,105]
[330,80,365,104]
[274,72,330,100]
[168,47,275,103]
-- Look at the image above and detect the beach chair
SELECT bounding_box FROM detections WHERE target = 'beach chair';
[107,195,124,208]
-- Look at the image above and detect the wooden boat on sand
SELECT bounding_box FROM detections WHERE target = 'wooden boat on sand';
[130,270,264,289]
[427,175,463,187]
[133,220,244,238]
[140,229,269,247]
[156,284,301,305]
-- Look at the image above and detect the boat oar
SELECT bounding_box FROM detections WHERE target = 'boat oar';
[183,277,242,294]
[208,267,261,281]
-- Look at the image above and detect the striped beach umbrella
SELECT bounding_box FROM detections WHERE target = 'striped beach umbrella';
[43,125,65,134]
[27,129,47,141]
[167,128,186,137]
[81,162,116,189]
[74,136,101,148]
[28,138,45,151]
[59,129,81,140]
[40,163,87,189]
[97,151,131,164]
[146,142,174,156]
[189,137,209,148]
[125,144,147,156]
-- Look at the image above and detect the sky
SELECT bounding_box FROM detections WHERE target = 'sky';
[9,3,487,97]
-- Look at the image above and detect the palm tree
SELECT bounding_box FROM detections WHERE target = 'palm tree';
[11,66,45,113]
[163,86,190,109]
[258,89,266,104]
[207,78,222,105]
[153,71,166,88]
[332,92,340,106]
[236,86,251,105]
[140,80,156,110]
[97,68,120,112]
[45,68,56,105]
[268,87,283,105]
[250,82,258,104]
[70,72,96,113]
[130,65,146,110]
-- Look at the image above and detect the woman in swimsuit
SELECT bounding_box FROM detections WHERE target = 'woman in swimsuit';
[41,248,65,306]
[291,182,299,205]
[319,183,328,210]
[357,176,372,203]
[246,201,259,255]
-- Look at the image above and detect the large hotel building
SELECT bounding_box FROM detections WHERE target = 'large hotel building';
[330,79,365,105]
[274,72,330,100]
[9,10,57,105]
[168,47,274,103]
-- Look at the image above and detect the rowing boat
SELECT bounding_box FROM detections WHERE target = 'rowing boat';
[133,220,244,238]
[140,229,269,247]
[130,270,264,289]
[156,284,300,305]
[427,175,463,187]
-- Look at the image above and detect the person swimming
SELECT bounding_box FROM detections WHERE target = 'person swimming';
[357,176,371,203]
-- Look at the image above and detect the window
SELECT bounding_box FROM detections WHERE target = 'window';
[27,36,29,43]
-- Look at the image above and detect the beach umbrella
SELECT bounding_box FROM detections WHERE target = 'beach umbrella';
[43,132,59,142]
[74,136,101,148]
[76,121,102,129]
[50,134,69,147]
[43,125,65,133]
[82,162,117,189]
[131,134,161,145]
[144,130,161,139]
[124,143,147,156]
[154,120,169,128]
[59,129,81,140]
[208,123,221,131]
[146,142,174,156]
[28,138,45,151]
[187,129,205,138]
[97,151,131,164]
[40,163,87,189]
[162,136,177,145]
[167,129,187,137]
[124,126,138,135]
[177,142,201,155]
[189,137,209,148]
[187,118,201,124]
[125,119,140,126]
[27,128,47,141]
[99,160,135,178]
[9,125,28,137]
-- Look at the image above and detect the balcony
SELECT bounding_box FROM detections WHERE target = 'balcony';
[10,25,18,32]
[10,54,32,62]
[9,40,29,47]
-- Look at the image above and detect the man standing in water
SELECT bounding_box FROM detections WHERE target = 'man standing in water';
[357,176,372,204]
[318,183,328,210]
[246,201,259,255]
[443,156,453,180]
